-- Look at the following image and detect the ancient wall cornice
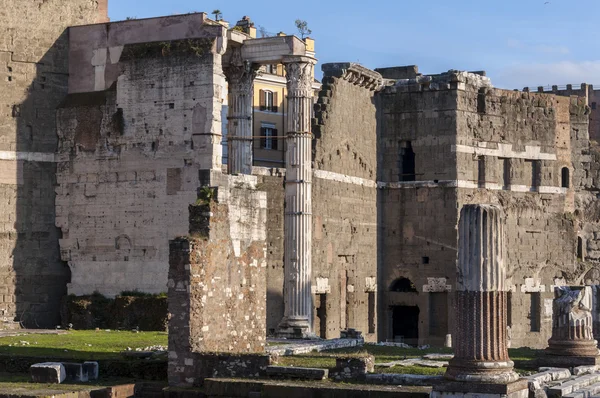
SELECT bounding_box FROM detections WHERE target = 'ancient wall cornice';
[321,63,383,91]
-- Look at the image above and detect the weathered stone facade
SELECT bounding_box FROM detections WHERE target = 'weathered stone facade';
[56,20,226,296]
[0,0,107,328]
[168,174,268,386]
[4,1,600,353]
[377,70,592,348]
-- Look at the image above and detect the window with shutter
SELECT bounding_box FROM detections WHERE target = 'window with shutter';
[259,89,266,111]
[260,127,266,148]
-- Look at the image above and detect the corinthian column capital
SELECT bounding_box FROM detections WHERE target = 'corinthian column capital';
[283,56,317,95]
[223,47,260,94]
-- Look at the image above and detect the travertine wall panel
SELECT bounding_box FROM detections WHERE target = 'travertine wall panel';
[0,0,107,328]
[56,46,224,296]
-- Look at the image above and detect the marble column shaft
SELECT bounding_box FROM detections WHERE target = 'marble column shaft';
[446,204,518,383]
[279,56,317,335]
[223,49,258,175]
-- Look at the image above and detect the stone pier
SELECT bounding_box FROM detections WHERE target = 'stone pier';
[223,47,259,175]
[277,56,317,338]
[541,286,600,367]
[433,204,527,398]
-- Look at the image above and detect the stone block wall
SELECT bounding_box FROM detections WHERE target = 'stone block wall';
[377,70,591,348]
[56,40,225,296]
[310,64,380,341]
[0,0,107,328]
[168,175,267,387]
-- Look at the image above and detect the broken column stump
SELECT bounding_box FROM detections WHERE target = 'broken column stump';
[433,204,527,398]
[539,286,600,367]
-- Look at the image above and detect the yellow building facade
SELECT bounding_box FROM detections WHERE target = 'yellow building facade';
[223,17,319,167]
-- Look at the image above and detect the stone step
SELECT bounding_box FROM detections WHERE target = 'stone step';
[266,365,328,380]
[528,368,572,392]
[548,373,600,397]
[564,380,600,397]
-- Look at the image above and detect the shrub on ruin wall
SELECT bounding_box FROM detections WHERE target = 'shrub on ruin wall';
[61,292,167,331]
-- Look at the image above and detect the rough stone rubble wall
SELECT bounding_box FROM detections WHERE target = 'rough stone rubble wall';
[56,45,225,296]
[0,0,107,328]
[168,175,267,387]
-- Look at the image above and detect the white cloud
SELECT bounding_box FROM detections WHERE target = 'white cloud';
[492,60,600,89]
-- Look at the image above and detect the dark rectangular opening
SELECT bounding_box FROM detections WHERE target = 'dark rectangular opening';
[528,292,541,332]
[368,292,375,334]
[500,157,511,189]
[399,141,416,182]
[422,256,429,264]
[317,293,327,339]
[429,292,448,338]
[392,305,419,345]
[477,156,486,188]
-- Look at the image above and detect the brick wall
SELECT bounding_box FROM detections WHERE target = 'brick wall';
[168,175,267,387]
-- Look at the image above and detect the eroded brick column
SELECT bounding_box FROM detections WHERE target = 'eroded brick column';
[223,47,259,175]
[445,204,518,383]
[277,56,317,338]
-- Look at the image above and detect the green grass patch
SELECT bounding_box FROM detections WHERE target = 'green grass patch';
[0,372,136,392]
[0,330,167,361]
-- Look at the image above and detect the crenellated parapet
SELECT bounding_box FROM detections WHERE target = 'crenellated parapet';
[321,63,383,91]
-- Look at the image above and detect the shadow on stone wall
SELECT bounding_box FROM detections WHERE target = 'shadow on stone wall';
[10,30,71,328]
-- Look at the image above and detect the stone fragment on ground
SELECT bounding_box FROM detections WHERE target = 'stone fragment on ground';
[266,338,363,356]
[30,362,66,384]
[375,358,448,368]
[423,353,454,360]
[573,365,600,376]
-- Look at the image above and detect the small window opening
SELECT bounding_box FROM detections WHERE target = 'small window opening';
[577,237,584,260]
[561,167,570,188]
[477,155,486,188]
[593,102,597,110]
[390,277,418,293]
[399,141,416,182]
[526,159,541,190]
[422,256,429,264]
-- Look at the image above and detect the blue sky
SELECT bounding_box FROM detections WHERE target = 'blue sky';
[110,0,600,89]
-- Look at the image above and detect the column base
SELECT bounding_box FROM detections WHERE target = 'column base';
[539,352,600,368]
[546,339,600,357]
[276,316,314,339]
[444,358,519,383]
[432,378,528,398]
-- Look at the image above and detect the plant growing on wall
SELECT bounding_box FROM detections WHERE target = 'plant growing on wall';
[295,19,312,39]
[212,9,222,21]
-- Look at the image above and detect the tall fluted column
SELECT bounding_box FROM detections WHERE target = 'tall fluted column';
[445,204,518,383]
[277,56,317,338]
[223,48,259,175]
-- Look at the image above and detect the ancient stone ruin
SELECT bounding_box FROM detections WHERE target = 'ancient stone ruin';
[543,286,600,367]
[434,204,527,398]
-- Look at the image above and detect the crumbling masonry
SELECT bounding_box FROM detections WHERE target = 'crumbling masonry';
[2,3,600,351]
